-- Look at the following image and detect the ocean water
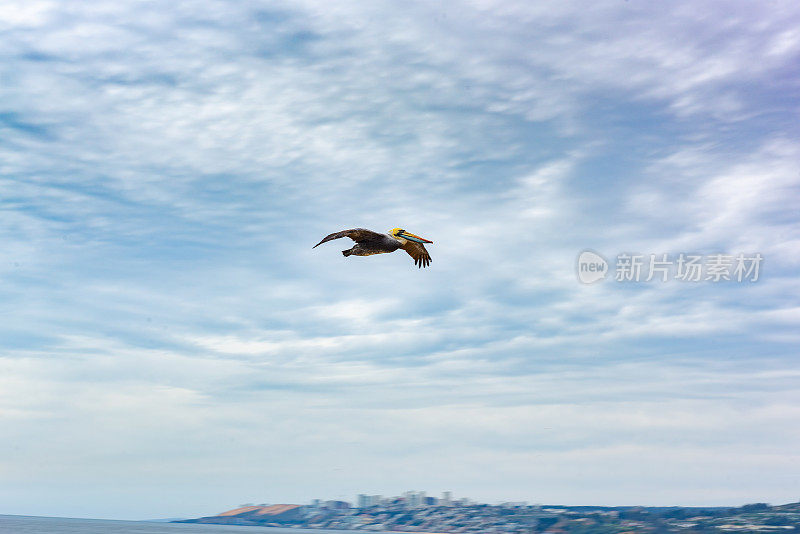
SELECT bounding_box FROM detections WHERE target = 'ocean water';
[0,515,361,534]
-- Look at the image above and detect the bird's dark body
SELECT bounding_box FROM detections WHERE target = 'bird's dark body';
[342,234,401,257]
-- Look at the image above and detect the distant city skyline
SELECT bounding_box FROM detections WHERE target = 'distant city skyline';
[182,493,800,532]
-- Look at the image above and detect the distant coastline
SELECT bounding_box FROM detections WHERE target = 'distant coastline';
[178,497,800,533]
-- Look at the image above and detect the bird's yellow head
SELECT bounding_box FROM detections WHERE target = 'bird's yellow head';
[389,228,433,244]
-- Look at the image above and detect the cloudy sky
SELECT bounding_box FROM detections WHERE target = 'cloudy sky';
[2,0,800,521]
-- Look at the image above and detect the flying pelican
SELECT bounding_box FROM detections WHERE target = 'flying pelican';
[313,228,433,268]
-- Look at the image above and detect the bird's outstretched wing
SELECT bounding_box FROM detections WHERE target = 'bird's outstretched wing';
[312,228,385,248]
[401,241,432,268]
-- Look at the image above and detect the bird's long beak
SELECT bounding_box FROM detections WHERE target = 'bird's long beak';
[400,231,433,244]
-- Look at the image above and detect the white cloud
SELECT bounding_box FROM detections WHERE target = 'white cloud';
[1,0,799,518]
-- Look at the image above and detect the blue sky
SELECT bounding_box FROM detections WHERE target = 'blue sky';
[1,0,800,520]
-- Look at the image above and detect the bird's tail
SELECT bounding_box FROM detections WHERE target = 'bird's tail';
[342,250,352,257]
